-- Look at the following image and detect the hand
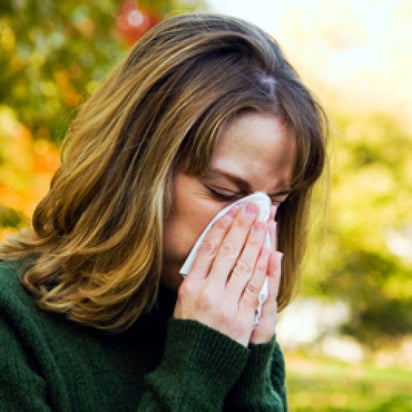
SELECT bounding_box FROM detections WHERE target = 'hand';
[174,202,271,347]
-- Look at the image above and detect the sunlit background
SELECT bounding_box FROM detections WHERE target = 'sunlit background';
[1,1,411,410]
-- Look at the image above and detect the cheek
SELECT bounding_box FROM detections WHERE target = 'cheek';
[163,172,231,268]
[163,198,221,261]
[163,202,195,256]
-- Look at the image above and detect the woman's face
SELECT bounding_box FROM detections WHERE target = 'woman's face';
[162,112,295,290]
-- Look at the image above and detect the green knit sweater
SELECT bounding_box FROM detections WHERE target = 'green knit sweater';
[0,260,287,411]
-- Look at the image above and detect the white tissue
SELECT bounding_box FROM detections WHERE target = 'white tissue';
[179,192,276,324]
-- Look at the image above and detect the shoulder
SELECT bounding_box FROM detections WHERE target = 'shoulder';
[0,258,26,281]
[0,259,39,318]
[0,259,64,357]
[0,259,26,291]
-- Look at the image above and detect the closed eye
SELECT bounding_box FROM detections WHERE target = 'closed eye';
[205,179,291,206]
[206,185,242,202]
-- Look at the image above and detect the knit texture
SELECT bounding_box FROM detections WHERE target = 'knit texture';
[0,260,288,411]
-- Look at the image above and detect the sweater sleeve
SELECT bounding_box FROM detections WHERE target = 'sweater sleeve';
[137,318,249,412]
[223,338,288,411]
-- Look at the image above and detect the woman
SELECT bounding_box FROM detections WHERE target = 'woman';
[0,13,327,411]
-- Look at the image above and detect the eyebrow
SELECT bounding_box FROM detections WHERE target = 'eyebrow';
[203,168,292,196]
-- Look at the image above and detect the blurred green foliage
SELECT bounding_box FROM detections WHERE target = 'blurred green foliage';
[0,205,23,227]
[305,113,412,345]
[286,351,412,411]
[0,0,123,142]
[0,0,204,142]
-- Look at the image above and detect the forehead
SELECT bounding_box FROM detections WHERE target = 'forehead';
[208,112,295,192]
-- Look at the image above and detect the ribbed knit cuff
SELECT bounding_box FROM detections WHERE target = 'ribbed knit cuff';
[166,318,248,386]
[146,318,249,410]
[224,338,285,410]
[238,339,276,392]
[267,340,286,393]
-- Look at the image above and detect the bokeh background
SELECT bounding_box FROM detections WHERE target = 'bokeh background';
[1,1,411,410]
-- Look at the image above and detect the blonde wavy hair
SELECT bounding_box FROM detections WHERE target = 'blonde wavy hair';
[0,13,327,331]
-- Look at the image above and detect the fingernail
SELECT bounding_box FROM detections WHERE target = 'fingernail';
[245,202,258,215]
[253,221,265,232]
[227,204,241,217]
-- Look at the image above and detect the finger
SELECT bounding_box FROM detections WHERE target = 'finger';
[269,205,278,222]
[188,208,237,280]
[208,202,259,289]
[226,220,268,298]
[249,251,283,344]
[268,220,277,251]
[258,251,283,323]
[238,247,270,320]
